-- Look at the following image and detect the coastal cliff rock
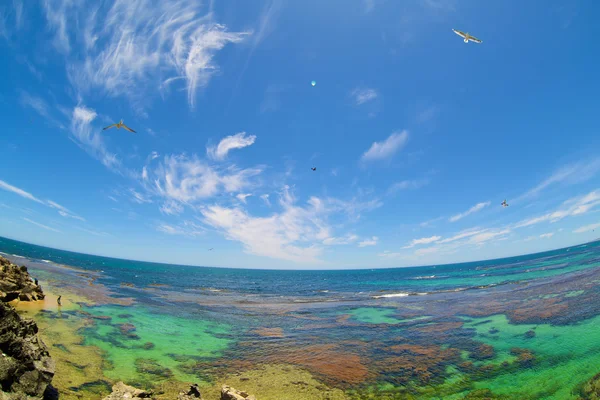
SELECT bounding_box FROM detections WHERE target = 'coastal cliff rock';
[102,382,153,399]
[0,256,44,302]
[221,385,256,400]
[0,302,55,400]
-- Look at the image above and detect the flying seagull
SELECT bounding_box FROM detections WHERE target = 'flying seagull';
[311,167,317,171]
[103,119,137,133]
[501,199,509,208]
[452,29,482,44]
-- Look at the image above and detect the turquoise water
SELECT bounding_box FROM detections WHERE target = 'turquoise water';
[3,236,600,399]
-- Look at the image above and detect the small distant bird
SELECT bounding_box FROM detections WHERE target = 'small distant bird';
[311,167,317,171]
[103,119,136,133]
[208,248,214,251]
[501,199,509,208]
[452,29,482,44]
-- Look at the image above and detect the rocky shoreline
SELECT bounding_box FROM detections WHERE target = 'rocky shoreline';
[0,254,258,400]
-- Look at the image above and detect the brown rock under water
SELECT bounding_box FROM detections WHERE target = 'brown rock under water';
[221,385,256,400]
[102,381,153,399]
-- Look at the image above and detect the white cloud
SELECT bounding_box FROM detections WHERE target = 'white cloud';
[200,186,372,263]
[415,246,440,256]
[517,159,600,202]
[540,233,554,239]
[403,235,441,249]
[19,92,49,118]
[23,217,61,233]
[48,200,85,221]
[388,179,429,193]
[0,180,44,204]
[323,234,358,246]
[207,132,256,161]
[260,194,271,207]
[0,180,84,220]
[361,130,409,163]
[467,229,511,245]
[358,236,378,247]
[515,190,600,228]
[108,195,118,202]
[364,0,375,13]
[151,154,263,203]
[156,220,204,237]
[159,200,184,216]
[573,223,600,234]
[75,226,111,237]
[438,228,486,244]
[351,88,378,105]
[52,0,249,110]
[449,201,491,222]
[236,193,252,203]
[70,106,122,172]
[129,189,152,204]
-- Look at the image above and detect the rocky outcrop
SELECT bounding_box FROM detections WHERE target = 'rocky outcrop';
[221,385,256,400]
[102,382,153,400]
[0,256,44,302]
[178,384,203,399]
[0,302,55,400]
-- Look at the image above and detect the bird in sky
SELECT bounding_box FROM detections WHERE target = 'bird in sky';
[501,199,509,207]
[103,119,136,133]
[311,167,317,171]
[452,29,483,44]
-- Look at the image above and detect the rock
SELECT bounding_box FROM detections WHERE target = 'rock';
[0,302,55,399]
[178,384,203,399]
[102,381,153,399]
[580,372,600,399]
[0,256,45,302]
[221,385,257,400]
[524,329,536,339]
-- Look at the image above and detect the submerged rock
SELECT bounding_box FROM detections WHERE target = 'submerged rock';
[0,302,55,399]
[102,381,153,399]
[524,329,536,339]
[178,384,203,399]
[0,256,44,302]
[221,385,257,400]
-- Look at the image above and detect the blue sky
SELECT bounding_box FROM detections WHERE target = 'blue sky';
[1,0,599,269]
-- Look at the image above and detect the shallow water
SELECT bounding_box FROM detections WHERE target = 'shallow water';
[3,236,600,399]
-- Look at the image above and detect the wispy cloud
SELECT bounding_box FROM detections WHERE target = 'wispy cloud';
[23,217,61,233]
[573,223,600,234]
[514,190,600,228]
[388,179,429,194]
[449,201,491,222]
[70,106,123,173]
[260,194,271,207]
[0,180,44,204]
[351,88,378,105]
[364,0,375,13]
[358,236,378,247]
[0,179,85,221]
[516,159,600,202]
[323,234,359,246]
[207,132,257,161]
[142,154,264,215]
[47,200,85,221]
[156,220,205,237]
[19,92,50,118]
[539,232,554,239]
[45,0,251,110]
[438,228,486,244]
[361,130,409,163]
[403,235,441,249]
[236,193,252,203]
[75,226,111,237]
[129,189,152,204]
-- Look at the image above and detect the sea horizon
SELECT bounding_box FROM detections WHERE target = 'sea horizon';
[1,234,598,272]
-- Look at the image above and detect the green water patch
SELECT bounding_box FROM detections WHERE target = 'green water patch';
[460,313,600,399]
[342,307,431,325]
[80,304,234,386]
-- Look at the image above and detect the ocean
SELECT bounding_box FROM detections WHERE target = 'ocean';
[2,235,600,399]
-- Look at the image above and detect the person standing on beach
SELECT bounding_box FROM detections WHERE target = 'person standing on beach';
[57,296,61,306]
[34,278,38,286]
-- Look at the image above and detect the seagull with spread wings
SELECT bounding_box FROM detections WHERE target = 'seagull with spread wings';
[103,119,137,133]
[452,29,483,44]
